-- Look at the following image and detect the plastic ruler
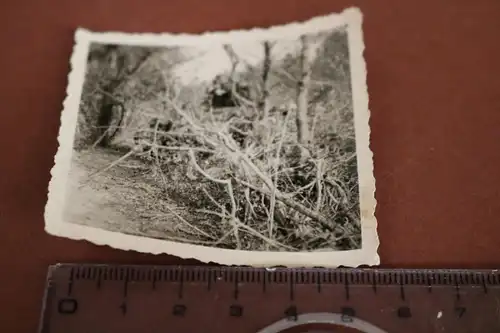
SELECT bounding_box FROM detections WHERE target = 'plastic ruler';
[38,263,500,332]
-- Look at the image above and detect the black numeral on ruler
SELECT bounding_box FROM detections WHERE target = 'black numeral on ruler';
[284,305,298,321]
[172,304,187,316]
[57,298,78,315]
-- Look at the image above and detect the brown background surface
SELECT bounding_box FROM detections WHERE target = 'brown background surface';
[1,0,500,331]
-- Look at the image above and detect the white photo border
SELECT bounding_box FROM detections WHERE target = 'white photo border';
[44,6,379,268]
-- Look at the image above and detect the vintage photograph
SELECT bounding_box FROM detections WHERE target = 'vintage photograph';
[44,7,378,267]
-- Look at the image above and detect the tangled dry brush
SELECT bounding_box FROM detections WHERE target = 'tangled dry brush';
[75,27,361,252]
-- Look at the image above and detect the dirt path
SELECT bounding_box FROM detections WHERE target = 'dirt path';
[62,148,183,240]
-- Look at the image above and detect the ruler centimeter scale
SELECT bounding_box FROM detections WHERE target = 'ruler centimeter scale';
[39,264,500,332]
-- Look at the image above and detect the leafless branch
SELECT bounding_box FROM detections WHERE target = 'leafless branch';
[188,149,241,249]
[196,209,295,251]
[233,177,342,234]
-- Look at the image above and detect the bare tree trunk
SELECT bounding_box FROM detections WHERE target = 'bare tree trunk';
[259,41,272,119]
[93,49,152,147]
[223,44,239,82]
[222,44,255,108]
[95,77,124,147]
[296,35,315,146]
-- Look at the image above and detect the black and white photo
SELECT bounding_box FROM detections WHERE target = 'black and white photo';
[44,7,378,267]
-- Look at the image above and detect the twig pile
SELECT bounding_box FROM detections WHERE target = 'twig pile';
[126,96,361,251]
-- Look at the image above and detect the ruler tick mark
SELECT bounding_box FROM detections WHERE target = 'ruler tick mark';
[455,283,461,301]
[482,278,488,294]
[67,267,74,296]
[178,273,184,299]
[123,277,129,298]
[96,269,102,289]
[399,283,406,301]
[344,280,350,301]
[152,271,157,290]
[233,276,239,300]
[207,272,212,291]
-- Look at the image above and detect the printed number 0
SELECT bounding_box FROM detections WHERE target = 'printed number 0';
[57,298,78,314]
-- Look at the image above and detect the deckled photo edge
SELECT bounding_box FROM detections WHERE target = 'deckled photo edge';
[44,6,379,268]
[345,8,380,264]
[44,27,91,235]
[72,7,359,47]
